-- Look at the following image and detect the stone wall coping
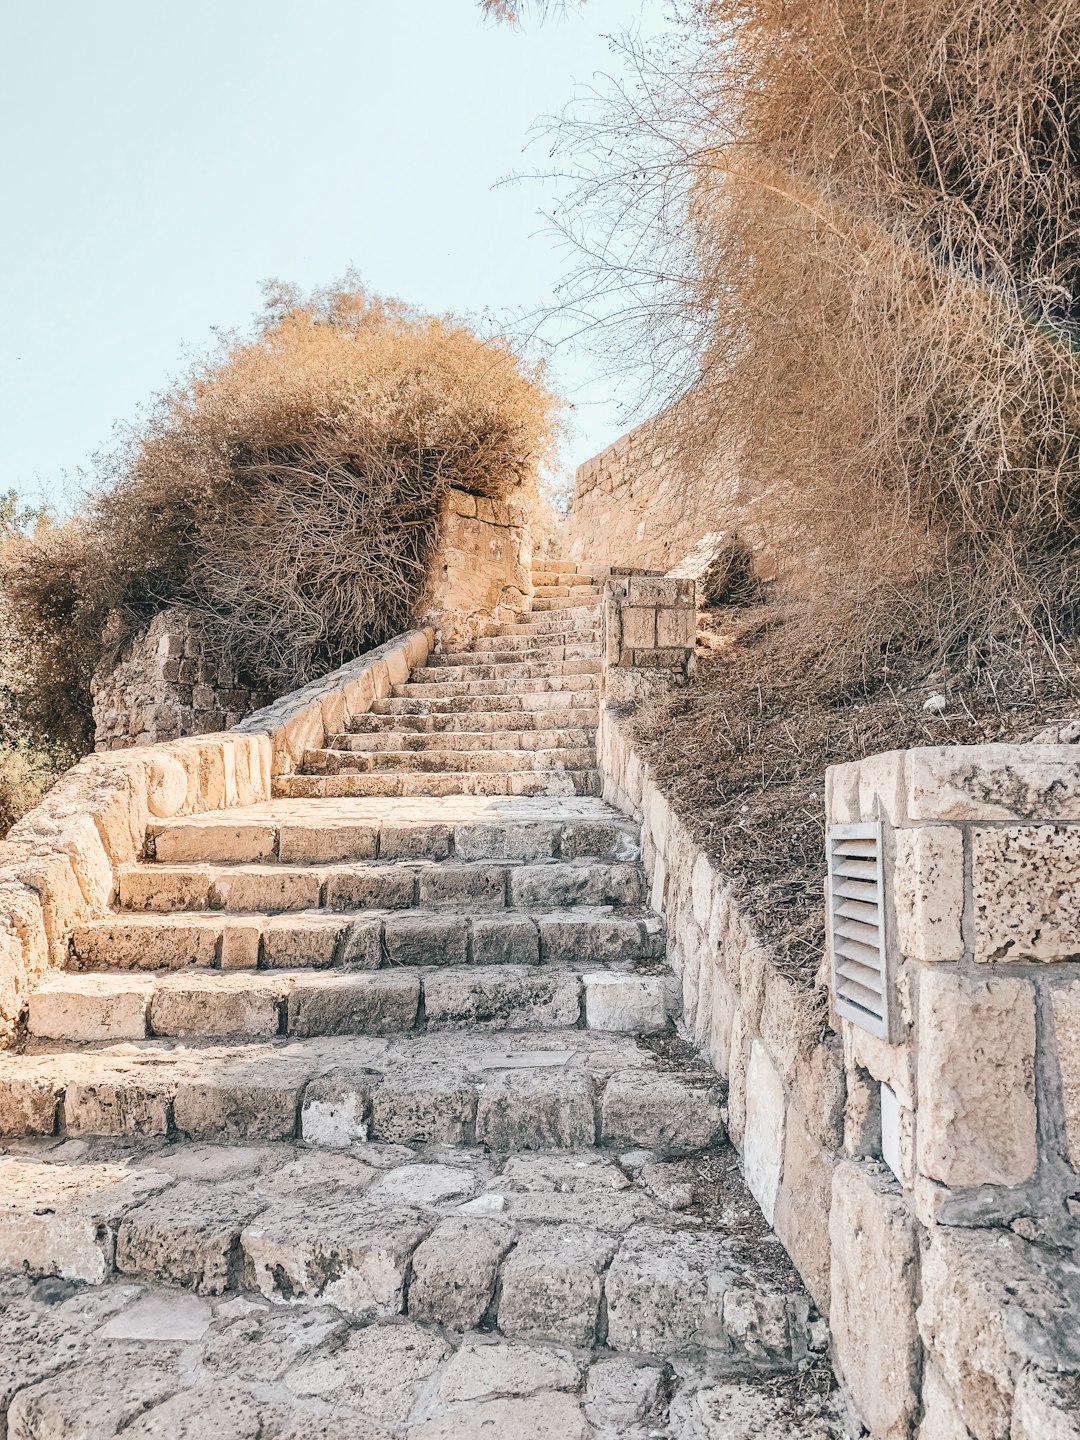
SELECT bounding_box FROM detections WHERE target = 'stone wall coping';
[827,742,1080,825]
[0,625,434,1045]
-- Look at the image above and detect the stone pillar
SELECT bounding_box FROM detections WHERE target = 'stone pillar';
[824,745,1080,1439]
[419,487,533,651]
[602,574,696,705]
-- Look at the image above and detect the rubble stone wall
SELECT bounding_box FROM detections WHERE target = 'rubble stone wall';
[597,711,1080,1440]
[92,608,269,752]
[0,628,433,1046]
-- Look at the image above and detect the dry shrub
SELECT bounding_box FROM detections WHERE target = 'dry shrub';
[551,0,1080,685]
[2,283,558,750]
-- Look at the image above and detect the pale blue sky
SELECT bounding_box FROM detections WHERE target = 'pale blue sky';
[0,0,667,512]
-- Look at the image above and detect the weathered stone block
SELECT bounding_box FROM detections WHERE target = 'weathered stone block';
[471,914,539,966]
[619,605,656,650]
[918,1225,1067,1440]
[116,1179,264,1293]
[894,825,965,962]
[583,971,668,1033]
[408,1217,514,1329]
[498,1224,615,1346]
[599,1069,724,1155]
[907,745,1080,822]
[1052,980,1080,1172]
[384,913,468,967]
[29,974,152,1042]
[475,1069,595,1150]
[916,970,1037,1188]
[742,1039,786,1224]
[773,1103,833,1312]
[973,825,1080,962]
[829,1161,920,1440]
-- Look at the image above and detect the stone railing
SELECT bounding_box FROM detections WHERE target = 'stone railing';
[596,710,1080,1440]
[0,628,433,1046]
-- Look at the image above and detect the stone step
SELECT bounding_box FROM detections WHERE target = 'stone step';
[349,708,599,735]
[468,633,601,655]
[29,962,679,1043]
[416,659,602,684]
[274,769,602,799]
[395,675,600,698]
[490,613,602,636]
[117,857,643,916]
[0,1139,822,1379]
[73,905,664,973]
[531,585,602,601]
[374,690,599,716]
[529,598,603,614]
[0,1028,725,1160]
[302,748,596,777]
[435,644,601,666]
[330,728,596,754]
[0,1274,828,1434]
[150,797,639,866]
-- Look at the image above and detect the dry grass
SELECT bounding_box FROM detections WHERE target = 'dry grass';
[629,597,1080,983]
[1,282,558,751]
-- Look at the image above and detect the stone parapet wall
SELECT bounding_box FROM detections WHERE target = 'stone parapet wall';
[0,628,433,1046]
[566,397,777,575]
[596,709,1080,1440]
[92,608,269,752]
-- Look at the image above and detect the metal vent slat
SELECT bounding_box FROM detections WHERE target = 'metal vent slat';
[828,820,890,1041]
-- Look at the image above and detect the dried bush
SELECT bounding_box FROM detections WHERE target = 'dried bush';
[2,284,558,750]
[549,0,1080,686]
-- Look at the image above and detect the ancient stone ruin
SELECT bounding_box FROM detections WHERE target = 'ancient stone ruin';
[0,436,1077,1438]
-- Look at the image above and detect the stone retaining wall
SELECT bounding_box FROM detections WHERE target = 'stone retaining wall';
[566,396,778,575]
[419,487,533,650]
[597,708,1080,1440]
[91,608,269,752]
[0,628,433,1046]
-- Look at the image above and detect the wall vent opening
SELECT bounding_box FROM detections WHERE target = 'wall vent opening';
[827,821,890,1040]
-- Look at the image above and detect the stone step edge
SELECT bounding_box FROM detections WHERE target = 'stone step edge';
[28,961,680,1043]
[0,1036,728,1163]
[72,905,667,974]
[273,772,603,800]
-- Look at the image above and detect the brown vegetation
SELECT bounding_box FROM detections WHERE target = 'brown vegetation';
[1,283,558,752]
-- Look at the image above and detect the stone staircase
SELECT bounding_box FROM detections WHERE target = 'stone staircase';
[0,559,839,1439]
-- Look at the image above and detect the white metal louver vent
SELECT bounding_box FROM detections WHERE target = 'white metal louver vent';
[827,821,890,1040]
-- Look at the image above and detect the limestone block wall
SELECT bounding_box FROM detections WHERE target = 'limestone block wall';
[597,711,1080,1440]
[420,487,533,650]
[92,608,269,752]
[0,628,433,1046]
[566,397,778,575]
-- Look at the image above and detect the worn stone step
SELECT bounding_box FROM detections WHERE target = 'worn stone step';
[374,690,599,716]
[490,613,602,636]
[73,905,664,973]
[330,728,595,754]
[28,961,678,1043]
[422,657,602,679]
[303,748,596,777]
[117,857,643,916]
[150,796,638,866]
[395,675,600,699]
[0,1138,824,1381]
[466,634,601,656]
[0,1271,830,1435]
[528,598,602,614]
[274,769,602,799]
[348,708,599,735]
[531,585,603,601]
[0,1027,725,1161]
